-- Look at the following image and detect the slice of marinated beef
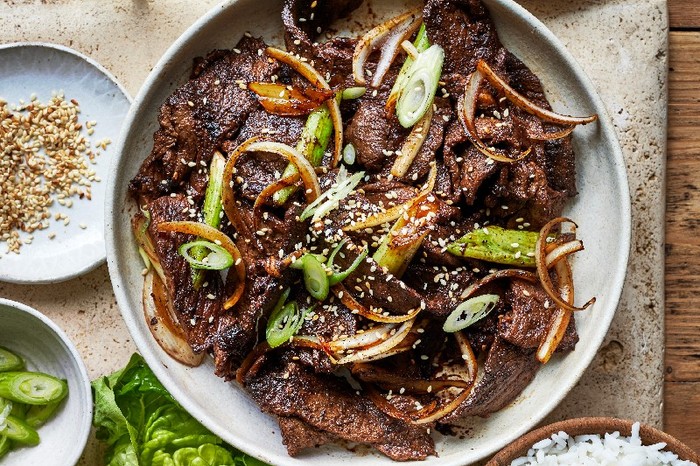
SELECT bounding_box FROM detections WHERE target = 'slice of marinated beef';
[331,238,424,318]
[129,36,281,203]
[212,259,291,379]
[278,417,337,456]
[244,358,436,460]
[423,0,499,95]
[403,262,474,317]
[282,0,362,58]
[146,195,224,353]
[498,279,578,351]
[440,337,540,423]
[345,75,409,172]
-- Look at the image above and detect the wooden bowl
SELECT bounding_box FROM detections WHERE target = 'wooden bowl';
[487,417,700,465]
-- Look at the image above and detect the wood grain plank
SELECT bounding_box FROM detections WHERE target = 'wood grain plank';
[665,31,700,384]
[664,382,700,452]
[668,0,700,30]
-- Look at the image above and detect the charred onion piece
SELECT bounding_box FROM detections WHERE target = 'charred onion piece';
[332,282,421,324]
[535,217,595,313]
[459,68,531,163]
[157,221,246,310]
[248,82,333,116]
[265,47,343,167]
[143,270,204,367]
[412,331,478,424]
[476,60,598,127]
[352,7,423,87]
[343,163,436,232]
[537,258,575,363]
[253,173,300,233]
[391,106,433,177]
[333,318,415,365]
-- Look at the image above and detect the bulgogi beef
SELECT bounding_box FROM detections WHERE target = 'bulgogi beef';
[129,0,596,461]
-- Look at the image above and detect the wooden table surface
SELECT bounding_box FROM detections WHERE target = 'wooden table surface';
[665,0,700,452]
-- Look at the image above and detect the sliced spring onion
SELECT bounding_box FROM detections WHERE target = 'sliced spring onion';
[299,168,365,222]
[0,435,10,459]
[191,151,226,289]
[342,87,366,100]
[0,348,24,372]
[274,104,333,205]
[0,399,11,431]
[390,105,433,177]
[179,240,234,271]
[395,44,444,128]
[25,401,61,428]
[342,143,356,165]
[327,241,369,286]
[387,23,430,113]
[0,372,68,405]
[299,255,330,301]
[3,415,39,446]
[266,295,308,349]
[443,294,500,333]
[446,225,541,267]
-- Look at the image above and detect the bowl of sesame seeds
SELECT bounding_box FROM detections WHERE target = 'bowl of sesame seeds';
[0,42,131,283]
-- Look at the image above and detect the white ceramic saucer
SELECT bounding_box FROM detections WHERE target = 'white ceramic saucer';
[0,42,131,284]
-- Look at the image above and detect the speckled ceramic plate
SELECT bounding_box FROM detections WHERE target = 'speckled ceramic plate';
[106,1,631,464]
[0,298,92,466]
[0,43,131,284]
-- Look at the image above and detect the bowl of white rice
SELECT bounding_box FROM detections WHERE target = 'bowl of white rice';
[486,417,699,466]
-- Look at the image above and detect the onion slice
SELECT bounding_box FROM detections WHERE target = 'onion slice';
[248,82,333,116]
[459,68,531,163]
[351,363,470,393]
[265,47,343,168]
[537,258,575,363]
[412,332,478,424]
[343,163,436,232]
[328,323,399,353]
[253,173,300,234]
[476,60,598,127]
[535,217,596,313]
[391,106,433,178]
[157,220,246,310]
[352,7,423,87]
[334,318,414,365]
[333,283,422,324]
[143,270,204,367]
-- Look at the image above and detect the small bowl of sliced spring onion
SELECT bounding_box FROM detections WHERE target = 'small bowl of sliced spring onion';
[0,298,91,465]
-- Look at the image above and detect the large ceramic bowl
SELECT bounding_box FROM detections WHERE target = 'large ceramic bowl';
[105,0,631,464]
[0,299,92,466]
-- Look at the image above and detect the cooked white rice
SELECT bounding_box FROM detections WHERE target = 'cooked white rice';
[511,422,697,466]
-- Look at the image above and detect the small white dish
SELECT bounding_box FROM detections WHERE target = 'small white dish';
[0,298,92,466]
[0,42,131,284]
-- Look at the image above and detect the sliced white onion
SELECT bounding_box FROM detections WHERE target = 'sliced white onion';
[459,68,531,163]
[265,47,343,168]
[352,7,423,87]
[328,323,398,352]
[334,319,414,365]
[544,238,584,268]
[537,258,575,363]
[143,271,204,367]
[476,60,597,127]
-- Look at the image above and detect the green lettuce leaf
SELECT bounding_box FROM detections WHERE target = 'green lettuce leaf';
[92,354,267,466]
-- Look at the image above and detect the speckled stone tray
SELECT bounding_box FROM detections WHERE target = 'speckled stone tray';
[0,0,667,464]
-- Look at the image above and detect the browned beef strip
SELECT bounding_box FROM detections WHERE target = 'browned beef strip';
[440,337,540,423]
[331,238,424,317]
[278,417,337,456]
[244,357,436,460]
[423,0,499,87]
[403,262,474,317]
[146,195,225,353]
[129,36,281,203]
[498,279,578,351]
[212,259,291,380]
[282,0,362,61]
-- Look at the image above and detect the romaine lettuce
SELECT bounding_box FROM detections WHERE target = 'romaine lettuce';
[92,354,267,466]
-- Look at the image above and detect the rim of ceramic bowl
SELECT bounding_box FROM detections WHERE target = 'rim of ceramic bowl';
[487,417,700,465]
[105,0,631,464]
[0,298,93,465]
